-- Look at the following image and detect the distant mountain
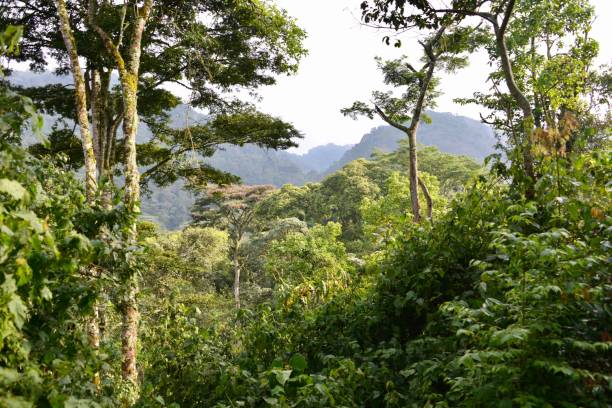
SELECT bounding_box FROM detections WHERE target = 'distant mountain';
[207,144,313,186]
[325,111,496,174]
[8,70,497,230]
[7,70,73,87]
[165,107,352,186]
[291,143,354,173]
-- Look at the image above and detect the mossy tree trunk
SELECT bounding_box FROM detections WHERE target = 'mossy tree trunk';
[89,0,154,393]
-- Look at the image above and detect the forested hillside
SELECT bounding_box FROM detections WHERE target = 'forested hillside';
[1,0,610,407]
[10,71,496,230]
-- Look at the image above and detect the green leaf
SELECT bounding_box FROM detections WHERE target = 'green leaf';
[15,211,43,233]
[8,295,28,329]
[0,179,27,200]
[64,397,100,408]
[289,353,307,371]
[262,397,278,405]
[0,396,32,408]
[41,286,52,301]
[0,368,20,384]
[273,369,292,386]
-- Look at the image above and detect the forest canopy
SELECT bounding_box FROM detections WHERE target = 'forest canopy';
[0,0,610,407]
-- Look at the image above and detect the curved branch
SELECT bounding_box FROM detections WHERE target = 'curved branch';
[139,147,190,185]
[374,104,410,134]
[88,0,127,77]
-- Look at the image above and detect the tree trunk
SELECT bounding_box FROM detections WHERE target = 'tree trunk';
[418,177,433,220]
[89,0,152,392]
[232,245,241,309]
[91,69,102,174]
[493,1,536,196]
[408,125,421,222]
[121,276,139,388]
[406,57,437,222]
[373,105,422,222]
[55,0,98,201]
[120,75,141,387]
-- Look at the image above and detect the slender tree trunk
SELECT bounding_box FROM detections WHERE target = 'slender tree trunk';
[232,248,241,309]
[405,55,437,222]
[121,275,139,386]
[91,69,109,176]
[89,0,153,391]
[373,105,423,222]
[121,74,141,212]
[405,27,445,222]
[408,125,421,222]
[119,76,141,389]
[90,69,114,348]
[493,1,536,196]
[418,177,433,220]
[495,29,535,149]
[55,0,98,201]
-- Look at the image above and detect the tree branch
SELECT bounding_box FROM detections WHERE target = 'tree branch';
[500,0,516,34]
[374,104,410,134]
[88,0,127,77]
[432,8,495,24]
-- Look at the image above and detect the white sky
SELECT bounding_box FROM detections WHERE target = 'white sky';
[254,0,612,153]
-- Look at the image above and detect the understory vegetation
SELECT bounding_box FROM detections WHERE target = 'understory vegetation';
[1,0,610,407]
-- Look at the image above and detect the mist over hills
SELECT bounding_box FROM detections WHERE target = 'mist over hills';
[172,107,496,185]
[125,109,498,229]
[9,70,497,229]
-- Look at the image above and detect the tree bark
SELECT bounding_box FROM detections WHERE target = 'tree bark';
[121,275,139,387]
[406,27,444,222]
[374,27,444,223]
[89,0,154,390]
[232,246,241,309]
[55,0,101,387]
[91,69,102,173]
[435,1,536,196]
[493,0,536,196]
[407,125,422,222]
[373,105,423,221]
[418,177,433,220]
[55,0,98,201]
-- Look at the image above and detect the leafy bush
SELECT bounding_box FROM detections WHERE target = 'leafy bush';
[0,143,116,406]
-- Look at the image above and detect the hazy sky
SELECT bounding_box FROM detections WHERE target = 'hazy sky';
[254,0,612,153]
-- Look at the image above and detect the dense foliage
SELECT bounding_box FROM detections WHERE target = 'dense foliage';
[1,0,610,406]
[1,64,109,405]
[256,141,481,251]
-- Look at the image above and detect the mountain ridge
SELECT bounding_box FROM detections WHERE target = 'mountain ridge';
[8,70,498,229]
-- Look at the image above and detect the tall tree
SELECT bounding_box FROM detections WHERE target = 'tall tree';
[1,0,307,190]
[191,184,275,309]
[2,0,306,391]
[54,0,98,202]
[86,0,153,389]
[342,26,473,221]
[455,0,600,157]
[360,0,601,195]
